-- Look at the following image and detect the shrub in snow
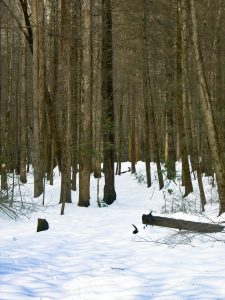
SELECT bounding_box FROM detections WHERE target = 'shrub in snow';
[0,172,39,219]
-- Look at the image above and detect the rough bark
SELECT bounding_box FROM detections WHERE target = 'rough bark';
[60,0,72,212]
[32,0,44,198]
[20,33,27,183]
[143,0,163,190]
[102,0,116,205]
[181,2,206,210]
[142,75,151,188]
[91,0,102,179]
[71,0,80,191]
[116,104,123,175]
[19,0,62,172]
[78,0,92,207]
[0,11,7,190]
[165,92,176,179]
[131,86,137,175]
[176,0,193,197]
[164,10,176,180]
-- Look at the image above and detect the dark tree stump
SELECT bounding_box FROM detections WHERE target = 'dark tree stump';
[37,218,49,232]
[142,212,224,233]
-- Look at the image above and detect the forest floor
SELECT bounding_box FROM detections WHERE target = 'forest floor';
[1,162,225,299]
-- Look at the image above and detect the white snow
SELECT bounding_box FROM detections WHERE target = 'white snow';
[1,162,225,299]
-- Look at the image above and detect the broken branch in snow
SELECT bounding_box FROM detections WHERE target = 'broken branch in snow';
[142,212,225,233]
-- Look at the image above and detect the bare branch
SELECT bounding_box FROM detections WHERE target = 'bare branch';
[18,0,33,53]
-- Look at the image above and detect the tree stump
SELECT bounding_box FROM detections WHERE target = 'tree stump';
[37,218,49,232]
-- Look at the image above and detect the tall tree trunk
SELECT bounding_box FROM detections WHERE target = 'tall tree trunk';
[165,92,176,179]
[0,10,7,190]
[0,9,1,163]
[32,0,44,197]
[0,6,1,159]
[142,0,163,190]
[20,33,27,183]
[164,18,176,180]
[102,0,116,205]
[60,0,72,212]
[117,103,123,175]
[141,1,151,188]
[78,0,92,207]
[130,84,137,175]
[2,21,13,189]
[189,0,225,215]
[70,0,80,191]
[92,0,102,179]
[142,75,151,187]
[46,0,59,185]
[181,1,206,210]
[176,0,193,197]
[20,0,62,173]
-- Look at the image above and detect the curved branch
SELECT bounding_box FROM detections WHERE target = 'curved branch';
[18,0,33,53]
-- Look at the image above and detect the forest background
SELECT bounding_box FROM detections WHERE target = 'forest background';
[0,0,225,216]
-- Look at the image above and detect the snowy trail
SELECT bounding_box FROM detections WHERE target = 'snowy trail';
[1,162,225,299]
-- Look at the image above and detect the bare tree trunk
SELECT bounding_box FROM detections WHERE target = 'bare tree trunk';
[102,0,116,205]
[32,0,44,197]
[7,24,13,172]
[176,0,193,197]
[91,0,102,179]
[131,85,137,175]
[164,18,176,180]
[14,51,21,175]
[71,0,80,191]
[78,0,92,207]
[190,0,225,215]
[1,21,13,189]
[148,85,164,190]
[142,75,151,188]
[116,103,123,175]
[182,1,206,210]
[0,10,1,163]
[212,1,224,152]
[20,0,62,174]
[127,83,136,175]
[60,0,72,212]
[20,33,27,183]
[46,0,59,185]
[165,92,176,179]
[0,10,7,190]
[142,0,163,189]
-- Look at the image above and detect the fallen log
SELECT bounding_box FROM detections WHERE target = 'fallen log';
[142,212,224,233]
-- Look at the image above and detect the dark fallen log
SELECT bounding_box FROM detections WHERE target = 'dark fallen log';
[142,212,224,233]
[120,167,131,174]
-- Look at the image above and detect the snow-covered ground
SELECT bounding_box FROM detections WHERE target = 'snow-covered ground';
[1,162,225,300]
